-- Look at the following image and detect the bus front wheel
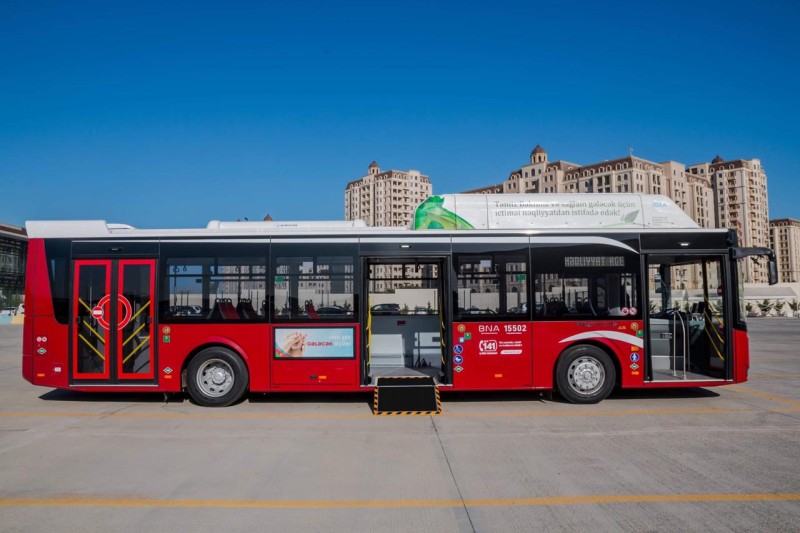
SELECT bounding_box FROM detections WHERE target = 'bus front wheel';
[556,345,615,404]
[186,347,249,407]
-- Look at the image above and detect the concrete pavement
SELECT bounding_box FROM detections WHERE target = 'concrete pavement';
[0,319,798,532]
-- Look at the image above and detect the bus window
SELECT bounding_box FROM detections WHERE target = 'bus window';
[160,244,268,322]
[455,252,528,319]
[534,272,639,319]
[273,250,356,322]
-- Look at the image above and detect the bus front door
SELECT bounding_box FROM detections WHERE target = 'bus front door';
[645,255,729,382]
[72,259,156,384]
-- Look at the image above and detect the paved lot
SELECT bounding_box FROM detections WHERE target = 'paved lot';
[1,320,799,532]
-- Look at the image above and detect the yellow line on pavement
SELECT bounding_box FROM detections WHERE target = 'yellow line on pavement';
[1,406,799,421]
[1,493,799,509]
[728,386,800,408]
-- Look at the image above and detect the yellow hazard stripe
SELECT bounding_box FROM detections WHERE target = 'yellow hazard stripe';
[81,320,105,344]
[123,322,147,347]
[78,298,93,313]
[78,334,105,361]
[122,339,150,364]
[374,411,441,416]
[128,300,150,323]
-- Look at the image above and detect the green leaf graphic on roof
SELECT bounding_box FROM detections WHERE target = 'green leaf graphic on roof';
[622,210,640,224]
[413,196,475,230]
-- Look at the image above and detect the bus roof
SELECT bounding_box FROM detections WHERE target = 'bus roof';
[26,194,706,239]
[412,194,700,230]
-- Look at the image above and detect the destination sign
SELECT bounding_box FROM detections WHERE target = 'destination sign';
[564,256,625,268]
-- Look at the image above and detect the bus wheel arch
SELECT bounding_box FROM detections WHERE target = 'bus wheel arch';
[554,343,617,404]
[184,344,250,407]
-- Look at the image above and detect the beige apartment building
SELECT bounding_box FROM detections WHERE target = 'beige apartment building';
[345,162,432,227]
[476,145,772,282]
[687,156,770,283]
[770,218,800,283]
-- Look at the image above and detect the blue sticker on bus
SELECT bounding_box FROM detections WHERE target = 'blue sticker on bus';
[630,353,640,362]
[453,355,463,364]
[453,345,463,355]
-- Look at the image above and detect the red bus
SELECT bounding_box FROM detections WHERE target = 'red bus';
[21,195,777,407]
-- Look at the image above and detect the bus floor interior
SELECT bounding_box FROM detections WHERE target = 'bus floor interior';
[649,313,726,382]
[367,314,444,386]
[651,369,725,382]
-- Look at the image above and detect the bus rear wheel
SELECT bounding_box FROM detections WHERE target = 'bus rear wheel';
[556,345,615,404]
[186,347,249,407]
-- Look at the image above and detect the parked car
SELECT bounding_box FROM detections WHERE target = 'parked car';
[168,305,202,317]
[463,307,496,315]
[371,303,401,314]
[314,305,352,316]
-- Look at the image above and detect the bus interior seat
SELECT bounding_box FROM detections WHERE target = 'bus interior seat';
[546,298,567,316]
[210,298,240,320]
[236,299,258,319]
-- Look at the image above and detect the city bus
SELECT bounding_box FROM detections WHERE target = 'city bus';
[21,194,777,407]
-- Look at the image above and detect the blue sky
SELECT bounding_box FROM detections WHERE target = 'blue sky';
[2,0,798,228]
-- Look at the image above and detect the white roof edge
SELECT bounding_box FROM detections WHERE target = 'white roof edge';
[206,220,368,230]
[26,220,112,239]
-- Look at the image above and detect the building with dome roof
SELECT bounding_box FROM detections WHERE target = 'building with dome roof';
[467,146,773,283]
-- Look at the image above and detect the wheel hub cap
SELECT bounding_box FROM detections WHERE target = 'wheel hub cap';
[570,357,604,394]
[197,359,234,397]
[211,368,227,385]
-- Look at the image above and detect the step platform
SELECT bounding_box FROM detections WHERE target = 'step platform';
[373,376,441,416]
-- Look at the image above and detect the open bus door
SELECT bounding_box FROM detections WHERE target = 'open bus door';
[72,259,156,384]
[362,258,449,387]
[645,254,730,382]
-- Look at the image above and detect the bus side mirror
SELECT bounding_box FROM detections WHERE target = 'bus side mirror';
[768,259,778,285]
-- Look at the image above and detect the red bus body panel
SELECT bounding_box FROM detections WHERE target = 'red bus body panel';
[22,236,751,398]
[732,327,749,383]
[451,321,533,390]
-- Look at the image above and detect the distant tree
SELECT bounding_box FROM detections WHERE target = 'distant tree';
[774,301,785,316]
[788,299,800,313]
[758,299,774,316]
[745,302,755,316]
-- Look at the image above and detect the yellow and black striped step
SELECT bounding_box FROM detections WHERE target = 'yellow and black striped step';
[373,376,441,415]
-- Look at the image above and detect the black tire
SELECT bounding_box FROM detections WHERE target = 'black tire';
[555,345,616,404]
[186,347,249,407]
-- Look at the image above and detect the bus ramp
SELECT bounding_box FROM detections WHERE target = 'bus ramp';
[372,376,441,416]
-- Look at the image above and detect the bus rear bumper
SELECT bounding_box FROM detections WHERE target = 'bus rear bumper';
[22,354,33,384]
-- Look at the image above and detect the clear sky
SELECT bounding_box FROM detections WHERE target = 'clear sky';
[2,0,799,228]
